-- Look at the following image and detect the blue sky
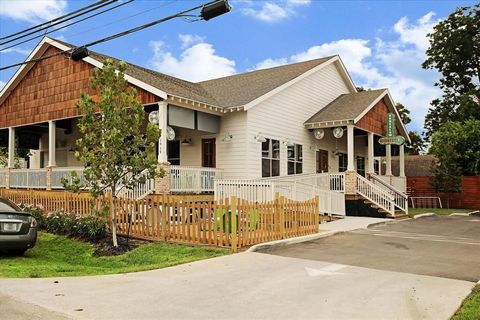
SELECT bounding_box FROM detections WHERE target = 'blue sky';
[0,0,476,132]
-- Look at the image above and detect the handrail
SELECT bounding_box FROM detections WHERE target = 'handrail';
[356,174,395,216]
[368,173,408,214]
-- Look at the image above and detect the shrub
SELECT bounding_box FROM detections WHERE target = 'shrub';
[18,203,106,241]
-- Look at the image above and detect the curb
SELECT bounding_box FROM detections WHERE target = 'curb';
[247,219,391,252]
[413,210,479,219]
[413,213,436,219]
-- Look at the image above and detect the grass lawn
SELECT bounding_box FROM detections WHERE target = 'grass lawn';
[408,208,474,218]
[0,232,228,278]
[452,285,480,320]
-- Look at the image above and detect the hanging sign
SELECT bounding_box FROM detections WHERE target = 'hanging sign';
[379,112,405,145]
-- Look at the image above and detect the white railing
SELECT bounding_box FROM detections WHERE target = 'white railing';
[0,169,6,187]
[356,174,395,216]
[368,174,408,215]
[214,177,346,216]
[116,170,155,200]
[375,175,407,193]
[266,172,345,192]
[9,169,48,188]
[170,166,223,193]
[51,167,88,189]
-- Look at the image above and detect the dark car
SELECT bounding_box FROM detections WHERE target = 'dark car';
[0,197,37,254]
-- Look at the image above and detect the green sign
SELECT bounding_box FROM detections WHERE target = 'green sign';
[379,112,405,145]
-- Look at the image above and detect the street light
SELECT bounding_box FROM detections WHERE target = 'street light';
[201,0,232,21]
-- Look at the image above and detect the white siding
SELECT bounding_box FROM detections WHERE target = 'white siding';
[245,62,355,178]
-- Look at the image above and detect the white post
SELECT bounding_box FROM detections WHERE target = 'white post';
[367,132,374,174]
[347,125,354,171]
[386,144,392,176]
[48,120,56,167]
[157,101,168,163]
[8,127,15,168]
[399,144,405,177]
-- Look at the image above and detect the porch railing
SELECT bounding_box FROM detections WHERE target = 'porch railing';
[51,167,89,189]
[10,169,47,189]
[368,173,408,214]
[170,166,223,193]
[356,174,395,216]
[266,172,345,192]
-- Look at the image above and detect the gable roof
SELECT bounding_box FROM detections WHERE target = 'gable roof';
[305,89,387,124]
[199,57,335,108]
[0,37,351,112]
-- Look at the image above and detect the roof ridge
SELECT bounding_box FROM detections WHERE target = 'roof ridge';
[198,56,337,84]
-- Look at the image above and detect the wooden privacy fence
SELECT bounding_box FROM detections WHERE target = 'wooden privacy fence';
[0,189,320,251]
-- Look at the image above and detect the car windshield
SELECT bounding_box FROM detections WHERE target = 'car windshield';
[0,198,21,212]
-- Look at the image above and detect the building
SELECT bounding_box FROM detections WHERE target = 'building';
[0,37,409,218]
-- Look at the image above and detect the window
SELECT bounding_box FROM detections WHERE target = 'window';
[287,144,303,175]
[374,159,380,175]
[357,156,366,177]
[262,139,280,177]
[338,153,348,172]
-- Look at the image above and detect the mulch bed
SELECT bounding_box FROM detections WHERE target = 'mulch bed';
[92,236,149,257]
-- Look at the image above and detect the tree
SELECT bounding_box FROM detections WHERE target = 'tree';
[395,102,411,126]
[429,120,480,204]
[422,4,480,139]
[405,131,426,155]
[66,59,162,247]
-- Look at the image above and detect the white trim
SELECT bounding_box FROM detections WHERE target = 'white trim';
[353,89,410,142]
[0,37,167,106]
[243,56,339,111]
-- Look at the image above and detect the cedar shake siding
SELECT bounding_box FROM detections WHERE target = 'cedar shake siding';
[0,46,160,128]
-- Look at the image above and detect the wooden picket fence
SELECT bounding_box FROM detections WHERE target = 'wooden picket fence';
[0,189,319,251]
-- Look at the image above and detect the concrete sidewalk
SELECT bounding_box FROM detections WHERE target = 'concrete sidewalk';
[0,252,473,320]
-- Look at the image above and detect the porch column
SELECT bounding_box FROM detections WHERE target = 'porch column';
[157,101,168,164]
[47,120,56,190]
[48,120,56,167]
[385,144,392,176]
[155,101,170,194]
[7,127,15,168]
[347,125,354,171]
[399,144,405,177]
[367,132,374,174]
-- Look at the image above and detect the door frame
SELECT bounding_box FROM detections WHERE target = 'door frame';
[201,138,216,168]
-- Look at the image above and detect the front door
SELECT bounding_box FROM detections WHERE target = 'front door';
[316,149,329,173]
[202,138,216,168]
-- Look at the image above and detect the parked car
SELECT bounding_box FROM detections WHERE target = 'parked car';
[0,197,37,254]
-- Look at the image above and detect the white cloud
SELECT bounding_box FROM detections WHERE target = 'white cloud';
[149,37,236,82]
[251,12,442,131]
[240,0,310,23]
[0,47,31,55]
[178,34,205,49]
[0,0,67,23]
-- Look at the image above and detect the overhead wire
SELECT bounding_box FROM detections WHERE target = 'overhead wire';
[0,0,119,46]
[0,0,135,52]
[0,0,111,40]
[0,0,225,72]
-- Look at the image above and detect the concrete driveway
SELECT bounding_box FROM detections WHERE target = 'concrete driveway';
[0,215,477,320]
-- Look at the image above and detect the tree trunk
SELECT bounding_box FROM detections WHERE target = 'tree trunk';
[110,189,118,247]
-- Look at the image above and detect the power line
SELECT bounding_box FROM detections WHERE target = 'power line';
[0,0,134,52]
[0,0,119,46]
[0,0,110,41]
[0,0,231,72]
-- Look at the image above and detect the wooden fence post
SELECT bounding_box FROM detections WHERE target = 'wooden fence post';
[314,196,320,232]
[161,194,168,241]
[230,196,238,253]
[277,193,285,239]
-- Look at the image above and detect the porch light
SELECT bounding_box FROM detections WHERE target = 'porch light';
[148,111,159,125]
[222,132,233,142]
[254,133,266,143]
[181,138,192,146]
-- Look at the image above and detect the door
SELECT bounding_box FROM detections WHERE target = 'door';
[167,140,180,165]
[316,149,329,173]
[202,138,216,168]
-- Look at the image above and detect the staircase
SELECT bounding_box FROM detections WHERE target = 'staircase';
[355,173,409,219]
[116,169,155,200]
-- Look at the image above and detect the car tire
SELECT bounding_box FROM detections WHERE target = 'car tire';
[9,249,26,256]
